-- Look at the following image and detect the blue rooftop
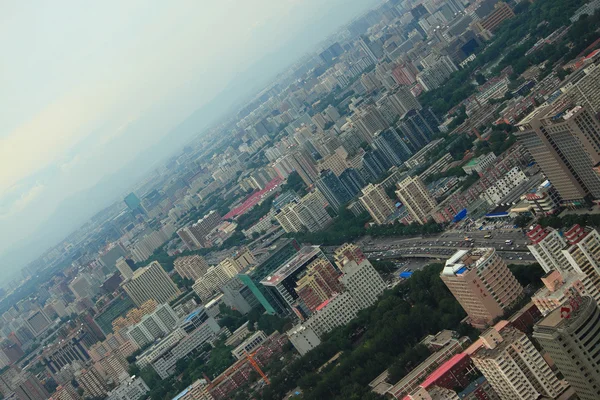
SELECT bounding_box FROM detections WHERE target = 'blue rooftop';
[184,309,201,322]
[456,266,468,275]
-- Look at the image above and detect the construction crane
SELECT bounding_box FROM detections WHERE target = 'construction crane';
[245,350,270,385]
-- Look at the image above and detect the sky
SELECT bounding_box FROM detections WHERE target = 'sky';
[0,0,379,276]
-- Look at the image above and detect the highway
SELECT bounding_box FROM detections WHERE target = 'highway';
[324,228,536,265]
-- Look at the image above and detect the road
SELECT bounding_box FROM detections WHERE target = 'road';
[324,228,536,265]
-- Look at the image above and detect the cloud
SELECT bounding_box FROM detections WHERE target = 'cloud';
[0,182,45,219]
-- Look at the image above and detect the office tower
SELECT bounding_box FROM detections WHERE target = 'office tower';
[372,128,413,166]
[398,109,439,152]
[315,170,353,211]
[115,257,134,280]
[338,252,386,310]
[354,106,389,143]
[534,296,600,400]
[359,183,397,225]
[471,326,565,400]
[124,192,144,215]
[526,225,572,273]
[174,255,209,281]
[339,168,367,197]
[562,224,600,297]
[121,261,180,307]
[24,309,51,337]
[395,176,437,225]
[516,100,600,204]
[441,248,523,328]
[296,258,342,312]
[75,368,108,398]
[260,246,329,312]
[289,150,319,186]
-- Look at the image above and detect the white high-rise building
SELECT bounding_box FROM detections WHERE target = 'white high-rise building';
[471,326,566,400]
[395,176,437,225]
[116,257,134,280]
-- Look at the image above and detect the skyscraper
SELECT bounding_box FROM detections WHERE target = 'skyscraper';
[441,248,523,328]
[533,296,600,400]
[562,224,600,298]
[372,128,413,166]
[290,150,319,186]
[395,176,437,225]
[516,100,600,205]
[359,183,397,225]
[315,170,352,211]
[294,190,332,232]
[472,326,566,400]
[173,255,210,281]
[337,252,386,310]
[121,261,181,307]
[124,192,144,215]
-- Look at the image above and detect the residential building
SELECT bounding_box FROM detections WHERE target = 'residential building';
[533,296,600,400]
[532,270,599,315]
[106,376,149,400]
[562,225,600,299]
[526,225,573,274]
[75,368,108,398]
[124,304,179,348]
[296,258,342,313]
[174,255,210,281]
[359,183,396,225]
[170,379,213,400]
[395,176,437,225]
[121,262,181,307]
[441,249,523,328]
[472,326,566,400]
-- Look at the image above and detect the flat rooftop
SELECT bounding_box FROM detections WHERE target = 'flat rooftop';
[260,246,322,286]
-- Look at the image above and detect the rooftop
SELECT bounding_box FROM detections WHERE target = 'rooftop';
[442,248,495,276]
[260,246,322,286]
[536,296,592,329]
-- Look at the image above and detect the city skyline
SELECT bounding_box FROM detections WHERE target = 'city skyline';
[0,0,380,277]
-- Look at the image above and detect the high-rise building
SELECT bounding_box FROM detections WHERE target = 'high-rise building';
[526,225,572,273]
[533,296,600,400]
[532,269,598,315]
[289,150,319,186]
[124,303,178,348]
[472,326,565,400]
[353,105,389,143]
[275,203,305,233]
[339,168,367,197]
[260,246,329,313]
[516,100,600,204]
[441,248,523,328]
[106,376,149,400]
[315,170,353,211]
[562,224,600,298]
[359,183,397,225]
[294,190,332,232]
[361,150,389,180]
[11,371,50,400]
[75,368,108,398]
[395,176,437,225]
[121,262,181,307]
[174,255,210,281]
[388,86,422,115]
[336,245,386,310]
[416,56,458,91]
[372,128,413,166]
[296,258,342,313]
[398,109,439,152]
[116,257,134,280]
[124,192,144,215]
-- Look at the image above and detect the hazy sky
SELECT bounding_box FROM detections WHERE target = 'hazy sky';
[0,0,378,274]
